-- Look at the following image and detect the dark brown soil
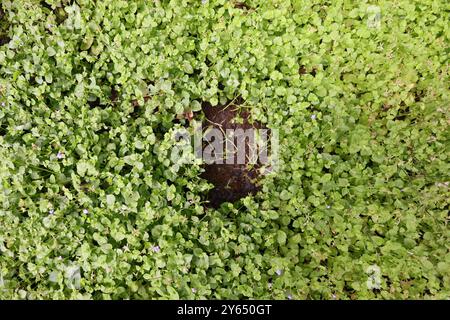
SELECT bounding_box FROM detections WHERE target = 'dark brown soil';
[201,98,265,208]
[234,2,255,11]
[0,6,10,46]
[299,65,317,76]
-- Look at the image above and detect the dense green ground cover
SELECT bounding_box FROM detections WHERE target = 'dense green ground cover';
[0,0,449,299]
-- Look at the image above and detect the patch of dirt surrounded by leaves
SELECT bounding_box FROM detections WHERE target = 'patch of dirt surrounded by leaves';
[201,98,266,208]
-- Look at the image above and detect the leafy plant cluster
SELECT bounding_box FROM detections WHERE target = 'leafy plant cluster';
[0,0,449,299]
